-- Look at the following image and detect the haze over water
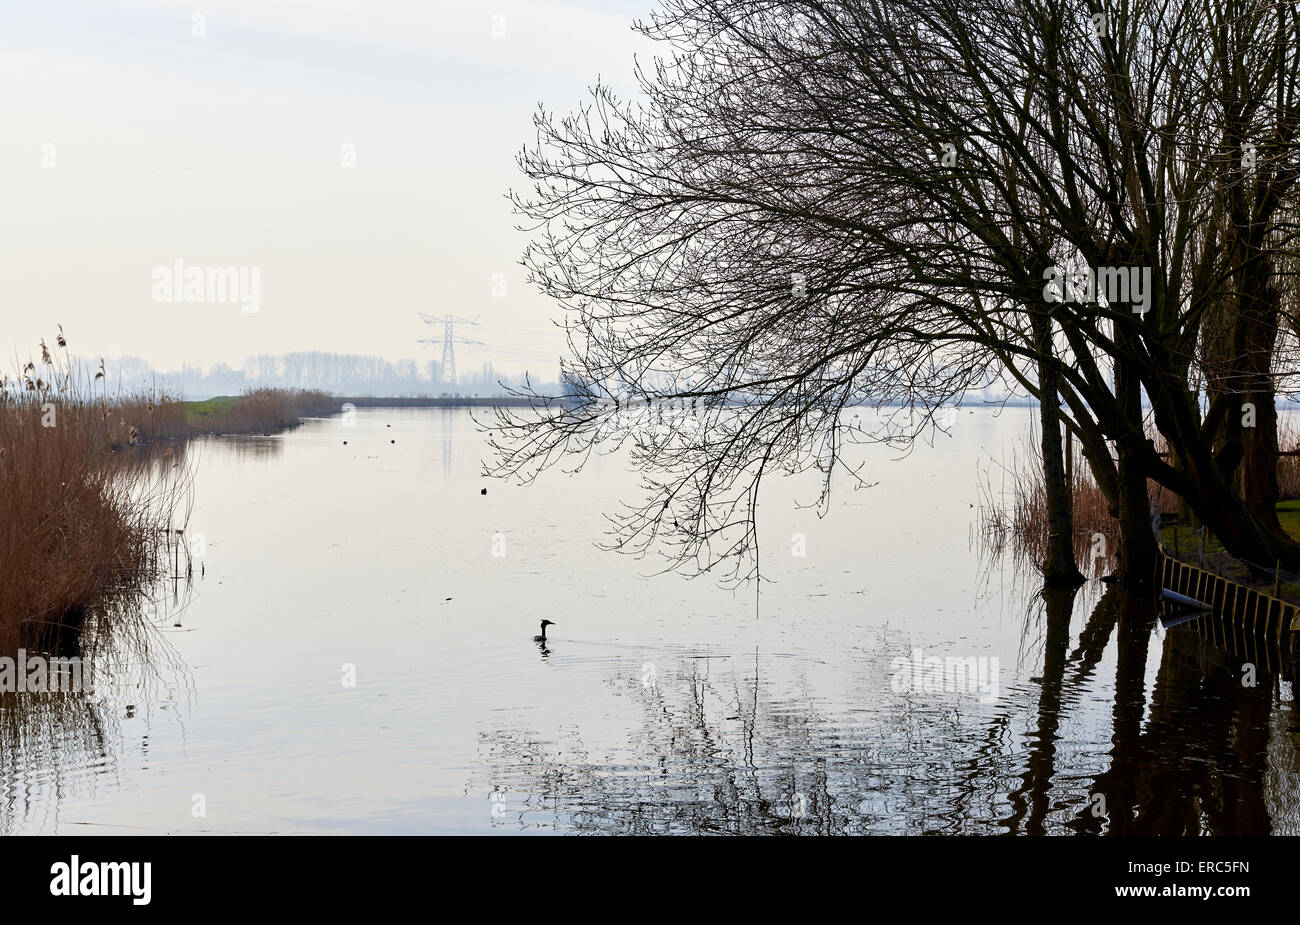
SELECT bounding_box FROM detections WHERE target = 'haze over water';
[2,406,1296,835]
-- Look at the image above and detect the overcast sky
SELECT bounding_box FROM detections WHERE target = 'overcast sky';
[0,0,652,377]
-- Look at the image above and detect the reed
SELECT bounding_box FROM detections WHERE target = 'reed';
[1,331,339,652]
[976,435,1177,575]
[177,388,337,436]
[0,334,190,654]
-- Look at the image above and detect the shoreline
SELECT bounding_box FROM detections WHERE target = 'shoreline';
[333,396,537,408]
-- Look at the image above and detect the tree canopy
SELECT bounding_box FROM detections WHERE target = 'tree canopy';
[490,0,1300,582]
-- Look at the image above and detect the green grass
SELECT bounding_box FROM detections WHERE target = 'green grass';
[179,396,241,425]
[174,390,337,436]
[1276,499,1300,539]
[1161,501,1300,601]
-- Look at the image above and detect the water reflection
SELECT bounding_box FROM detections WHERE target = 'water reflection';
[476,651,899,835]
[1067,589,1288,835]
[475,583,1299,835]
[0,569,194,835]
[8,406,1293,834]
[440,407,454,475]
[1001,584,1078,835]
[190,433,286,463]
[0,691,119,835]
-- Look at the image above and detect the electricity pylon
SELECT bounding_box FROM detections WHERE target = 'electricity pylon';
[417,313,482,386]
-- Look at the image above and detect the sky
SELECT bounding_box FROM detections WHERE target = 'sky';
[0,0,654,378]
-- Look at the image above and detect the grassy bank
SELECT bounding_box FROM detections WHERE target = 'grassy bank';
[177,389,336,436]
[1161,501,1300,601]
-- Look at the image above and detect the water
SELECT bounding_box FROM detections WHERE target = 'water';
[2,406,1297,834]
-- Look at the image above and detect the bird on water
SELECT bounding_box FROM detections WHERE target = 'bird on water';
[532,620,556,642]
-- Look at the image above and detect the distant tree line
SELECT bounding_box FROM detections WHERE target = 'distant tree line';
[94,352,555,398]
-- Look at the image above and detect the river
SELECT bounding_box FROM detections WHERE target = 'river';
[2,405,1296,834]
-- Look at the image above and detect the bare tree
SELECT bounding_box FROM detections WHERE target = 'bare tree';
[490,0,1300,582]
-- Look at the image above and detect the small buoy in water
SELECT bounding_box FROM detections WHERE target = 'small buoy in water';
[481,488,487,495]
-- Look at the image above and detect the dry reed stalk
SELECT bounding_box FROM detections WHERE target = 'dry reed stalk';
[0,334,192,655]
[977,431,1178,576]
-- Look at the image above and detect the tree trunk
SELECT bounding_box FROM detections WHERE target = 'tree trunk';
[1179,463,1296,573]
[1115,443,1158,585]
[1034,314,1084,586]
[1145,353,1300,572]
[1202,189,1286,535]
[1112,319,1158,584]
[1237,251,1283,533]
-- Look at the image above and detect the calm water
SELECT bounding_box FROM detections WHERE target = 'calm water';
[2,406,1297,835]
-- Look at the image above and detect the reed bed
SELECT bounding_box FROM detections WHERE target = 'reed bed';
[178,388,336,436]
[1,336,338,653]
[0,335,190,654]
[976,434,1178,576]
[2,331,342,654]
[978,417,1300,579]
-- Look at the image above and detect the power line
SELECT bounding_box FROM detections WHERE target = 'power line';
[417,313,482,386]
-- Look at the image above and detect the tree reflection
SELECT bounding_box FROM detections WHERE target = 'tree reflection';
[1068,591,1285,835]
[473,581,1299,835]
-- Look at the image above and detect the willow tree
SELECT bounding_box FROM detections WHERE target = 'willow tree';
[491,0,1300,582]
